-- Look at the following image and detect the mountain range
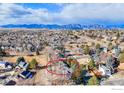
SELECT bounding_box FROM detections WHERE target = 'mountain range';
[0,24,124,30]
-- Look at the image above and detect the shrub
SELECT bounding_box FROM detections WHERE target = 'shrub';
[29,58,38,69]
[119,53,124,63]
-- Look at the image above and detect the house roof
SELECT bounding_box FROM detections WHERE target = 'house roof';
[18,61,29,68]
[100,65,108,70]
[99,52,108,62]
[20,70,33,78]
[0,61,12,66]
[92,54,100,62]
[0,61,7,64]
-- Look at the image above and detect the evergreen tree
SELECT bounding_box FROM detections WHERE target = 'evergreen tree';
[95,43,101,49]
[16,57,25,65]
[87,76,99,85]
[36,49,40,55]
[84,45,90,55]
[88,59,96,70]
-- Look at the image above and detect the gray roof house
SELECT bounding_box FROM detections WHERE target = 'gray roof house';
[0,61,13,71]
[98,64,111,77]
[16,61,29,70]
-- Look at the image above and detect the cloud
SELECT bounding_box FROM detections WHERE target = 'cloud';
[0,4,31,18]
[57,3,124,24]
[0,3,54,25]
[0,3,124,25]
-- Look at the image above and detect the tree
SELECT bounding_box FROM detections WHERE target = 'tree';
[29,58,38,69]
[119,52,124,63]
[70,58,82,81]
[36,49,40,55]
[66,58,78,70]
[87,76,99,85]
[44,41,49,46]
[83,45,90,55]
[0,46,7,56]
[108,42,113,50]
[16,57,25,65]
[71,68,81,81]
[116,32,120,39]
[81,44,85,49]
[0,46,2,54]
[91,42,95,46]
[95,43,100,49]
[80,64,87,70]
[88,59,96,70]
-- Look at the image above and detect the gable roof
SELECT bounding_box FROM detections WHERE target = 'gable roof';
[18,61,29,68]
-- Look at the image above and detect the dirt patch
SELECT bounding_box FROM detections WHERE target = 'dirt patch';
[2,54,48,66]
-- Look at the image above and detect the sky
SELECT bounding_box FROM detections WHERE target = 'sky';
[0,3,124,25]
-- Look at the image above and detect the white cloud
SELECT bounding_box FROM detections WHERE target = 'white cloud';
[0,3,124,25]
[58,3,124,24]
[0,3,54,25]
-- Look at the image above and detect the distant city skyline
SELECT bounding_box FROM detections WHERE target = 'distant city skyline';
[0,3,124,25]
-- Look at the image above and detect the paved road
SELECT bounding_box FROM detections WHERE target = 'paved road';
[101,71,124,85]
[102,78,124,85]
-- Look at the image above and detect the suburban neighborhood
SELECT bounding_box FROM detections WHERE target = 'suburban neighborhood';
[0,28,124,85]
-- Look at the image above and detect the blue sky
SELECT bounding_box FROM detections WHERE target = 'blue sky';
[0,3,124,25]
[18,3,63,12]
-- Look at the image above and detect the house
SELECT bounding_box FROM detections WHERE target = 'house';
[0,61,13,70]
[106,55,114,74]
[73,55,91,65]
[98,64,111,76]
[18,70,34,79]
[111,47,121,58]
[87,42,92,47]
[99,52,108,63]
[102,35,112,42]
[112,36,117,41]
[103,47,108,53]
[119,36,124,42]
[91,54,100,64]
[16,61,29,70]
